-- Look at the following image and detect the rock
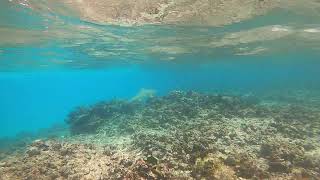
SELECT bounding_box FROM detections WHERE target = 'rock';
[135,159,151,176]
[260,144,273,157]
[120,159,133,167]
[59,166,71,177]
[268,161,292,173]
[60,147,74,156]
[51,142,62,151]
[26,147,41,157]
[303,142,316,151]
[103,146,116,156]
[0,162,7,167]
[225,156,237,166]
[31,139,49,151]
[146,155,158,165]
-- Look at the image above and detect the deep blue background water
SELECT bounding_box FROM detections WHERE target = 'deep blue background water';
[1,53,320,137]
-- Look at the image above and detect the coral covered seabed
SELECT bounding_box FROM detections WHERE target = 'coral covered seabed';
[1,91,320,179]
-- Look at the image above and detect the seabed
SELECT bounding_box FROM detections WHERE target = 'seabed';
[0,91,319,179]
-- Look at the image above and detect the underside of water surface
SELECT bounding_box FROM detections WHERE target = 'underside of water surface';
[1,0,320,179]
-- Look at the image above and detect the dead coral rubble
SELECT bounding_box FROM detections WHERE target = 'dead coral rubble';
[0,140,138,180]
[1,91,320,179]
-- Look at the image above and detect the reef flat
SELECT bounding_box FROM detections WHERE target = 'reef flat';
[1,91,320,179]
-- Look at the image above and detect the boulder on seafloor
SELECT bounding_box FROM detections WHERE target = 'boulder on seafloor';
[26,147,41,157]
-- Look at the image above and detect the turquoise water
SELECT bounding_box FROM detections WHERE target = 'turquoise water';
[0,56,320,136]
[1,0,320,137]
[0,0,319,134]
[1,1,320,179]
[1,58,319,137]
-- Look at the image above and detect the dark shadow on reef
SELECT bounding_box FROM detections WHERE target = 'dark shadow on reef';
[66,100,141,134]
[1,91,320,179]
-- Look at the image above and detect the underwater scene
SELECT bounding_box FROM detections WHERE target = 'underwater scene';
[1,0,320,179]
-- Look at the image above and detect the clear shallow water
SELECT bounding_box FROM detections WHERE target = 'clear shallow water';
[1,0,320,136]
[0,0,320,179]
[1,59,320,137]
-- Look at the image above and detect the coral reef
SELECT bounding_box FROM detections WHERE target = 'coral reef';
[1,91,320,179]
[66,100,140,134]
